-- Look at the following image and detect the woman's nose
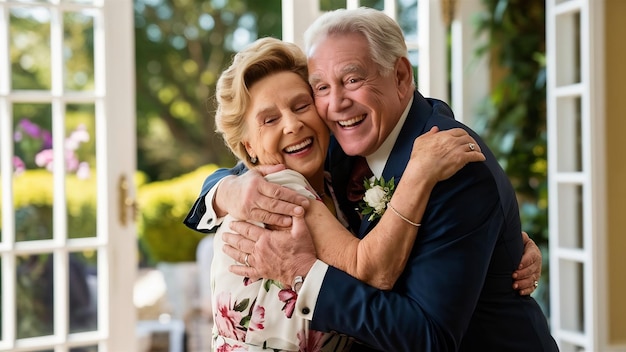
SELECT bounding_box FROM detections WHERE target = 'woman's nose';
[283,113,304,134]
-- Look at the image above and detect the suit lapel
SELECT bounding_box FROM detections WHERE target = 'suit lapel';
[358,91,434,236]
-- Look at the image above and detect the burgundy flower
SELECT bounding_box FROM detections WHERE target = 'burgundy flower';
[278,288,297,318]
[243,277,261,286]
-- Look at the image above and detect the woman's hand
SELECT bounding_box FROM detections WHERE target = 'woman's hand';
[513,231,542,295]
[405,126,486,187]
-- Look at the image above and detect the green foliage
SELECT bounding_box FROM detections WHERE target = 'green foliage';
[473,0,548,246]
[1,169,98,240]
[137,164,219,263]
[134,0,281,181]
[3,165,216,263]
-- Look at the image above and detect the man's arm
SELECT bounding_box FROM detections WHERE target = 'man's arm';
[183,163,310,231]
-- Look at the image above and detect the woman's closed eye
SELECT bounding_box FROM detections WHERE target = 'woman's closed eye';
[262,116,279,125]
[295,103,312,112]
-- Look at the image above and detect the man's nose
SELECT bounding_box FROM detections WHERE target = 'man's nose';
[328,87,349,112]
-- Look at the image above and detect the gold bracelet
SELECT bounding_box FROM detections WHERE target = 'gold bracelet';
[388,203,421,227]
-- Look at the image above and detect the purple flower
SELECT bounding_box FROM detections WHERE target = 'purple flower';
[14,119,91,178]
[19,118,42,138]
[41,130,53,149]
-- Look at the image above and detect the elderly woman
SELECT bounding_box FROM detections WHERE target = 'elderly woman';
[208,37,484,351]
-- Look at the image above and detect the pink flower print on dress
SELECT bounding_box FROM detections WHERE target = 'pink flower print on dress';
[216,342,248,352]
[243,276,261,286]
[298,329,327,352]
[214,292,246,341]
[248,304,265,332]
[278,288,297,318]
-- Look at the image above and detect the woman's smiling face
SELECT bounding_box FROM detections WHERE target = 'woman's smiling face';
[243,71,329,183]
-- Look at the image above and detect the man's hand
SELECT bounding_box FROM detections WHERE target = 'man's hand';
[222,215,317,287]
[214,164,310,228]
[512,231,542,295]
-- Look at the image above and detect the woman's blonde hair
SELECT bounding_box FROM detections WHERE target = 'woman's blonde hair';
[214,37,310,168]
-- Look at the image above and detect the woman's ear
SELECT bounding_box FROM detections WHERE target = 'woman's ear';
[243,140,256,161]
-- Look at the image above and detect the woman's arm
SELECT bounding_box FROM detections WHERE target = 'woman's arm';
[307,127,485,289]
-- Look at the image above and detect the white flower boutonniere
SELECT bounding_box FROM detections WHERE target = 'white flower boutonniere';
[360,176,395,221]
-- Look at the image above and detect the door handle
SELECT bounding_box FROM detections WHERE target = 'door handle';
[118,174,138,226]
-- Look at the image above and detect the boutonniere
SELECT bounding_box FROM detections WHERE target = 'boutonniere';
[360,176,395,221]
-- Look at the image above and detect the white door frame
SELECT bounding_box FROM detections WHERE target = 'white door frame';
[0,0,136,350]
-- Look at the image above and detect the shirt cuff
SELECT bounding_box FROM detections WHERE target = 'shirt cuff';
[295,259,329,321]
[196,178,225,231]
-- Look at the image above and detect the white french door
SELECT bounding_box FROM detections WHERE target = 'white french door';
[0,0,137,351]
[547,0,606,351]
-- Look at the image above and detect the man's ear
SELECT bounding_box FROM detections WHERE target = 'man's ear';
[395,56,414,98]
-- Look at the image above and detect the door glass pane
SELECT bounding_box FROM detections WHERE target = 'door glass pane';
[64,10,95,91]
[398,0,418,43]
[10,7,52,90]
[555,11,581,86]
[69,251,98,333]
[360,0,384,10]
[66,104,97,239]
[16,252,54,338]
[13,103,54,242]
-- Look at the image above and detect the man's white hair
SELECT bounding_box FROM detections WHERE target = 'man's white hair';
[303,7,409,76]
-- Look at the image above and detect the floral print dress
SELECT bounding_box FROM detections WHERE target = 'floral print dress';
[211,169,353,352]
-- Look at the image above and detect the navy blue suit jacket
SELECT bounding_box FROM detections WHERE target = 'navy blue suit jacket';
[184,91,558,351]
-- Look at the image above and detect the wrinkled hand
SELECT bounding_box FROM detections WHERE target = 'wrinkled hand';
[512,231,542,295]
[408,127,486,185]
[222,215,317,287]
[216,164,310,228]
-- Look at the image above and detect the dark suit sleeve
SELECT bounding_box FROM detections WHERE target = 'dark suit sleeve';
[183,162,248,233]
[310,161,512,351]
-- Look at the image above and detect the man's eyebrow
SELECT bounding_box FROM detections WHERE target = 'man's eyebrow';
[339,64,362,76]
[309,64,363,85]
[309,73,323,85]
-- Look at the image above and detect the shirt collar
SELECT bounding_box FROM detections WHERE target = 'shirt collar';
[366,95,414,178]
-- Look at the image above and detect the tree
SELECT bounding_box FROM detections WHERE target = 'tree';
[134,0,282,181]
